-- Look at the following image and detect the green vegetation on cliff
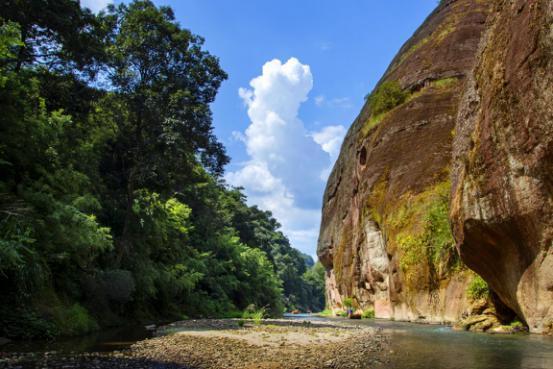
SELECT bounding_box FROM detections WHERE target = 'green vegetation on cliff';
[467,275,490,300]
[367,81,409,116]
[362,81,408,136]
[0,1,323,339]
[367,177,460,295]
[361,77,459,138]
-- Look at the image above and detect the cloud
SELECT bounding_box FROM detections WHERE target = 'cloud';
[311,125,346,180]
[313,95,353,109]
[314,95,325,107]
[311,125,346,160]
[227,58,345,257]
[81,0,112,13]
[231,131,246,143]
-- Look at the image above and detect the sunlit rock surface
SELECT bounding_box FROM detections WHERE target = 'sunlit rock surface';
[318,0,552,333]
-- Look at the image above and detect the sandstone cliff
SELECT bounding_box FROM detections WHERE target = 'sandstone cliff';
[317,0,552,333]
[451,0,553,334]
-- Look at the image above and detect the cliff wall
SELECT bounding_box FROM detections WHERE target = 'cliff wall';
[317,0,553,332]
[451,0,553,334]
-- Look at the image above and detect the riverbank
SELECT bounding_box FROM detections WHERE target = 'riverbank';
[4,317,553,369]
[0,319,389,369]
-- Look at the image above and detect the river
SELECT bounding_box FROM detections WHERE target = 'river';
[2,316,553,368]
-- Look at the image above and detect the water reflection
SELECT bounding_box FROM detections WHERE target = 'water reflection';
[358,319,553,369]
[283,314,553,368]
[1,325,153,353]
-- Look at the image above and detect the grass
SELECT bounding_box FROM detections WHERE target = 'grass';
[394,180,459,289]
[361,81,408,137]
[496,319,528,334]
[367,81,409,116]
[318,309,334,317]
[3,289,101,339]
[433,77,458,89]
[222,310,245,319]
[361,113,386,137]
[242,306,266,325]
[361,77,459,138]
[508,319,528,332]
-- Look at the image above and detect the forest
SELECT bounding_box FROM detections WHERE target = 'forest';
[0,0,324,339]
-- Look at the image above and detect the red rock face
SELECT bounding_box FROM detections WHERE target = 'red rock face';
[318,0,493,323]
[318,0,553,332]
[451,0,553,334]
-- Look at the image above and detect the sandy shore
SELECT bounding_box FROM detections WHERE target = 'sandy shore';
[141,319,389,369]
[0,319,389,369]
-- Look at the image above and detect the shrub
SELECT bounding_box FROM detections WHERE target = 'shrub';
[510,319,526,331]
[101,269,136,304]
[342,297,354,309]
[242,305,266,325]
[368,81,408,116]
[0,308,59,339]
[467,275,489,300]
[362,308,375,319]
[57,303,99,336]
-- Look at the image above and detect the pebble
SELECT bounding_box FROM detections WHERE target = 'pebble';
[1,319,389,369]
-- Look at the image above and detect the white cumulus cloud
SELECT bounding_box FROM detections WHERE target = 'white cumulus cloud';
[227,58,346,257]
[311,125,346,160]
[81,0,112,13]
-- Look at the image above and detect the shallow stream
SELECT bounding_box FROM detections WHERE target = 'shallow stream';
[2,315,553,368]
[290,314,553,369]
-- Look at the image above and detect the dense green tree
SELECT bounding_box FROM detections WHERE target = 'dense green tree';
[0,0,324,340]
[2,0,107,76]
[301,262,326,312]
[221,188,324,312]
[98,0,228,265]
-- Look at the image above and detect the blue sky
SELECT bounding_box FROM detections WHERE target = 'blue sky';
[82,0,439,259]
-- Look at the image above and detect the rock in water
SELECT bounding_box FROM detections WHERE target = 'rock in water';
[317,0,553,334]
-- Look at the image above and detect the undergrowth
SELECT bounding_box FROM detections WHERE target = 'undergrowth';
[467,275,489,300]
[362,308,375,319]
[394,180,458,289]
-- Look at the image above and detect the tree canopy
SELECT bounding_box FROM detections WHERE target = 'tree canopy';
[0,1,324,339]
